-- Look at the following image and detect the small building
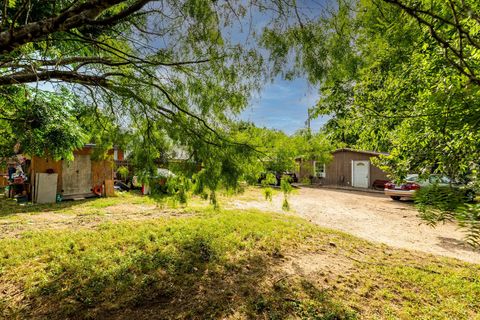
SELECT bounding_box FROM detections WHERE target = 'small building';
[296,148,389,189]
[30,144,115,201]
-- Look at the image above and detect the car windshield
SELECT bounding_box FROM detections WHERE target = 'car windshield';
[405,174,418,182]
[429,175,451,184]
[403,174,451,184]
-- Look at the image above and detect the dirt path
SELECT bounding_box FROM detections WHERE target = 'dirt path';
[231,187,480,264]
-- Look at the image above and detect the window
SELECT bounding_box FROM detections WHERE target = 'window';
[314,161,326,178]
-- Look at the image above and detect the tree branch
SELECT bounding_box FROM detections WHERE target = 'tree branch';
[382,0,480,85]
[87,0,150,26]
[0,0,151,54]
[0,70,112,86]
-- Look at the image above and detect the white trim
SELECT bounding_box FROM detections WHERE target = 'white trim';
[351,161,354,186]
[313,161,326,178]
[352,160,370,188]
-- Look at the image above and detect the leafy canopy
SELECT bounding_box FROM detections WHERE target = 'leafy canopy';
[0,0,270,187]
[260,0,480,244]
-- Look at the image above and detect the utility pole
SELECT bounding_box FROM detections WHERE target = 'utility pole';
[305,107,312,135]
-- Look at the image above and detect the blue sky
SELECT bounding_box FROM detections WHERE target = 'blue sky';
[230,1,332,136]
[240,77,328,135]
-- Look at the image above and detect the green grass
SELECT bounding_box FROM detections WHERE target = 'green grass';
[0,195,158,244]
[0,191,158,217]
[0,192,479,319]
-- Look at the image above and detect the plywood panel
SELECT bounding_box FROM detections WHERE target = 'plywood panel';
[104,179,115,197]
[62,155,92,195]
[31,156,63,192]
[0,165,7,187]
[35,173,58,204]
[91,160,114,187]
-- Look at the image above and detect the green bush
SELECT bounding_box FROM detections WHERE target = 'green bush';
[415,185,466,215]
[149,177,169,194]
[301,177,311,185]
[280,176,293,211]
[261,173,277,186]
[165,176,191,204]
[456,204,480,247]
[415,185,480,246]
[263,187,273,202]
[117,166,129,181]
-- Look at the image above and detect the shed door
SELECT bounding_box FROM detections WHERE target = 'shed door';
[352,160,369,188]
[62,155,92,195]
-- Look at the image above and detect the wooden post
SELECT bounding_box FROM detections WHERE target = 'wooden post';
[104,179,115,197]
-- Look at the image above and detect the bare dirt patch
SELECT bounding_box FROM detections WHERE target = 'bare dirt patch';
[104,203,157,215]
[0,203,189,238]
[230,187,480,264]
[279,252,353,278]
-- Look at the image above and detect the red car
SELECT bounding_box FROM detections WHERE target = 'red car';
[384,174,475,201]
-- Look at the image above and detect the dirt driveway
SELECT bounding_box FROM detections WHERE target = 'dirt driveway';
[231,187,480,264]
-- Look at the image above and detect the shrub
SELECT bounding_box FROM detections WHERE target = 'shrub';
[117,166,129,181]
[165,176,191,204]
[261,173,277,186]
[280,176,293,211]
[263,187,273,202]
[415,185,480,246]
[301,177,311,185]
[415,185,466,217]
[456,204,480,247]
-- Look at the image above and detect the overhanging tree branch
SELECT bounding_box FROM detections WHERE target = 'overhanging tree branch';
[0,70,113,86]
[382,0,480,85]
[0,55,212,73]
[0,0,151,54]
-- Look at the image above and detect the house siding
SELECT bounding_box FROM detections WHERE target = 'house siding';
[296,149,389,188]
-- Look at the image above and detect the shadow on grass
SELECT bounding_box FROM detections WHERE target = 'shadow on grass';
[0,196,97,217]
[437,236,478,253]
[298,185,386,198]
[0,190,166,218]
[8,240,355,320]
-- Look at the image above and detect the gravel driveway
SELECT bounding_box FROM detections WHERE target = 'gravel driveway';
[232,187,480,264]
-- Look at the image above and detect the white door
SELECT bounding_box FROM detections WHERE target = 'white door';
[62,155,92,195]
[352,161,369,188]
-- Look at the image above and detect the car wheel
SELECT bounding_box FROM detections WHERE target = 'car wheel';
[390,196,401,201]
